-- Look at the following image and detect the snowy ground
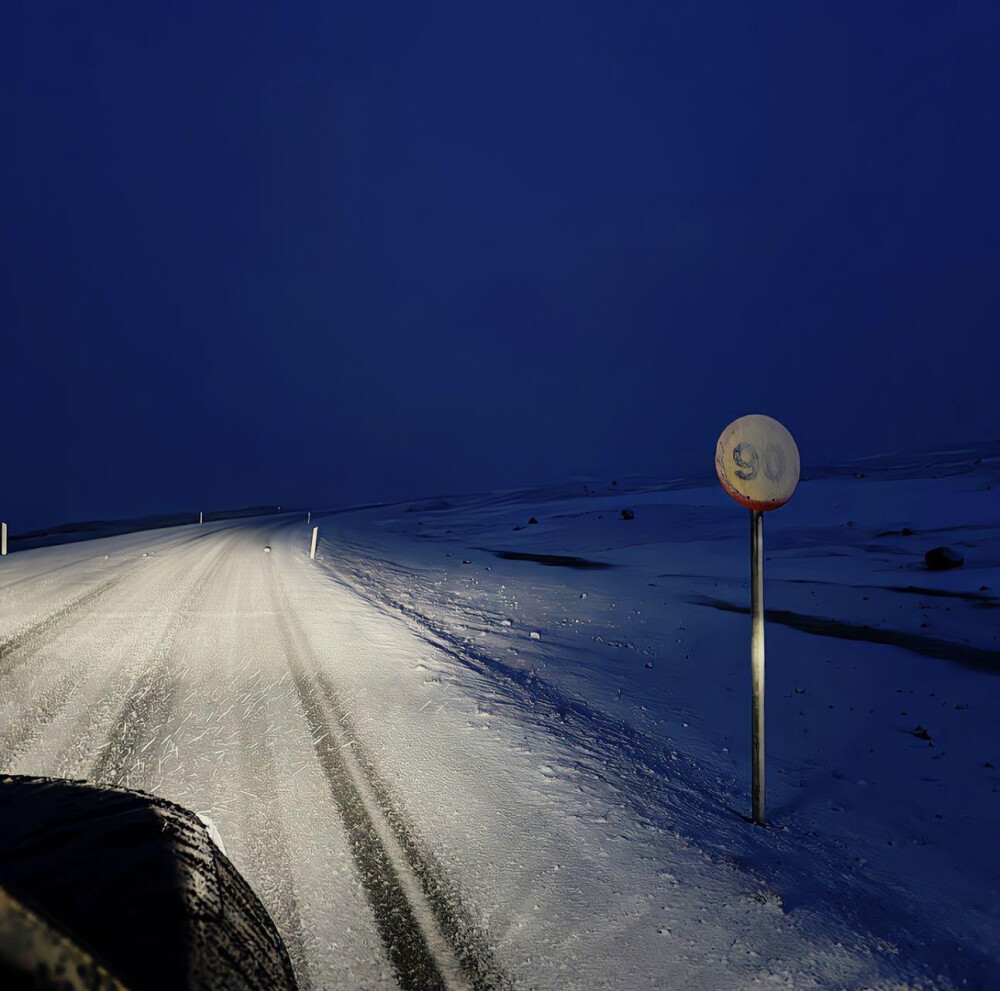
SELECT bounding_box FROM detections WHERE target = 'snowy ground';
[0,445,997,989]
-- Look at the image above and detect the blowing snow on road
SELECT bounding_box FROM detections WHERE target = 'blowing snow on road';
[1,451,998,990]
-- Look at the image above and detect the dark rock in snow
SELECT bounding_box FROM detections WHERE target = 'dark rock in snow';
[493,551,612,570]
[406,500,454,513]
[462,559,471,565]
[925,546,964,571]
[528,517,539,525]
[645,661,653,669]
[878,527,918,538]
[621,509,635,521]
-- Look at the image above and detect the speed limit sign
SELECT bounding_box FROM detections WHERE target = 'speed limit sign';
[715,414,800,511]
[716,414,799,826]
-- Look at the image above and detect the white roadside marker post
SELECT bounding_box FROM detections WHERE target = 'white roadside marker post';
[715,414,800,826]
[199,511,203,525]
[1,522,6,556]
[307,511,311,525]
[310,526,318,561]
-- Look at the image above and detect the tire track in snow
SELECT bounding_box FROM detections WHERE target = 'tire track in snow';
[269,572,454,989]
[229,669,314,991]
[93,535,313,987]
[0,571,133,677]
[90,537,238,788]
[0,556,122,593]
[0,672,81,771]
[0,524,220,594]
[0,551,210,771]
[223,552,314,991]
[289,666,454,990]
[268,566,510,991]
[310,670,513,991]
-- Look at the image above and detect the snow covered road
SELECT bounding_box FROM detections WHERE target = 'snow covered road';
[0,488,994,989]
[0,520,504,989]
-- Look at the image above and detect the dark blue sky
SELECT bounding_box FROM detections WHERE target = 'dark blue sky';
[3,1,997,530]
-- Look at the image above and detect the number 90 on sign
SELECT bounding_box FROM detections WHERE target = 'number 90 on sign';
[716,414,800,511]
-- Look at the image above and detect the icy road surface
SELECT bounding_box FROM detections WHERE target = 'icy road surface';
[0,469,996,990]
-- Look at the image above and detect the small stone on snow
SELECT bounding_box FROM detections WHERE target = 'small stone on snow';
[925,546,964,571]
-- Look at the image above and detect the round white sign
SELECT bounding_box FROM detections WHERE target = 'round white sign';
[716,414,800,511]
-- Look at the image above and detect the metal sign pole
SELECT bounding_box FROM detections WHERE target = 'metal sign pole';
[715,413,799,827]
[750,509,765,825]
